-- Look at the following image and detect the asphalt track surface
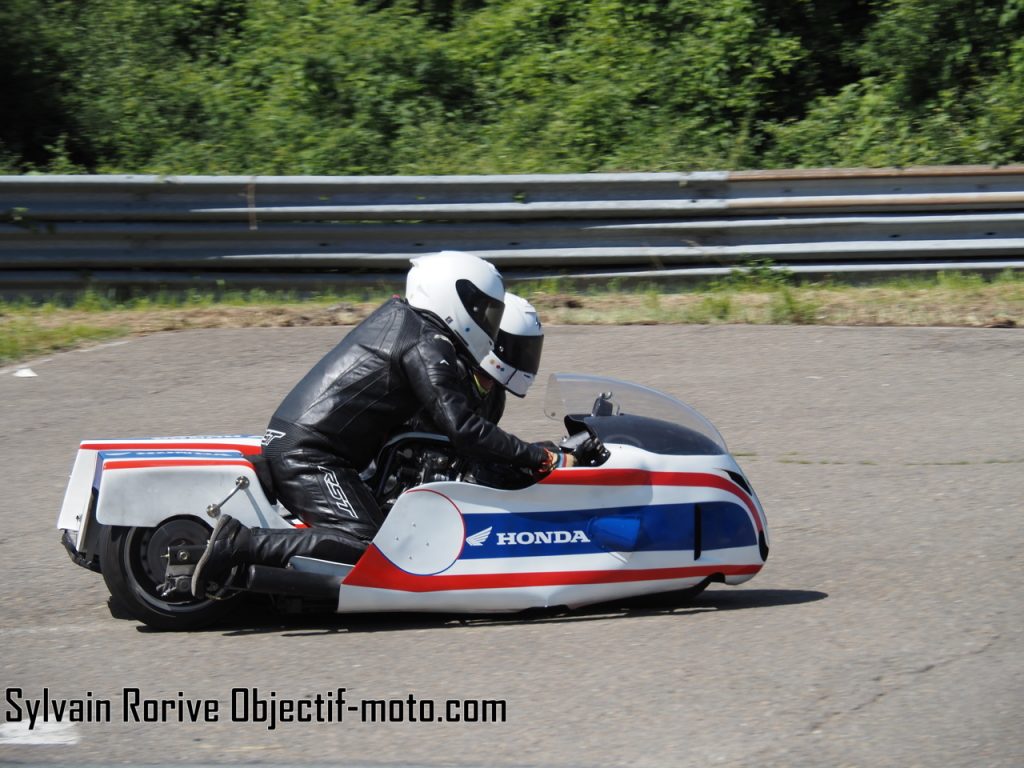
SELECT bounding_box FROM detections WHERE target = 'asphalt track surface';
[1,325,1021,767]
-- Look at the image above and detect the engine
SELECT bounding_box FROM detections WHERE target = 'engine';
[369,433,540,515]
[370,435,464,514]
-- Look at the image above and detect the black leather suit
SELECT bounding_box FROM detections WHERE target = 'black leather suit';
[249,298,546,568]
[403,355,505,433]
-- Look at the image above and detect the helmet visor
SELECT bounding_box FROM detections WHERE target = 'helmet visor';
[494,330,544,375]
[456,279,505,340]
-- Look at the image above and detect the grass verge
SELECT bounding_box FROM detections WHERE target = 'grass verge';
[0,316,127,365]
[1,270,1020,366]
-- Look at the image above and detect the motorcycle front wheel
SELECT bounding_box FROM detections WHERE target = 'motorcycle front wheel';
[99,518,236,631]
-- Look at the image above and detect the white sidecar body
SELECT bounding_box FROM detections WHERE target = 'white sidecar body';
[58,374,768,621]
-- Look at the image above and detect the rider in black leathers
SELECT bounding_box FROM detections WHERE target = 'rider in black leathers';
[404,290,545,490]
[191,253,565,599]
[262,296,545,530]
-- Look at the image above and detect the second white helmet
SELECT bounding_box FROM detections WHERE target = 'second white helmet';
[480,292,544,397]
[406,251,506,364]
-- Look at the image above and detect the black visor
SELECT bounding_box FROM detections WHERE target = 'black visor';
[494,330,544,375]
[456,279,504,340]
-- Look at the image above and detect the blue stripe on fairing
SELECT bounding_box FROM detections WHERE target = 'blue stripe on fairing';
[459,502,756,559]
[98,450,245,460]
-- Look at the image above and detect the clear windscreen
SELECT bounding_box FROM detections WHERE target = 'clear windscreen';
[543,373,728,452]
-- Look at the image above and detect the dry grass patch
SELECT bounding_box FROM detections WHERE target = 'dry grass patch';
[1,273,1020,365]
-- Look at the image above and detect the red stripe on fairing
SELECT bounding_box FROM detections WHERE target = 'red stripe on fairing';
[104,459,254,470]
[83,441,262,455]
[343,545,761,592]
[541,468,764,533]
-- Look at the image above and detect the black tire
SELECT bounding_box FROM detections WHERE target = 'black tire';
[99,518,236,631]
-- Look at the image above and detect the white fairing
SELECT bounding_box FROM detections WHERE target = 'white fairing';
[374,489,467,575]
[56,436,286,555]
[57,448,103,546]
[95,463,283,529]
[335,443,768,613]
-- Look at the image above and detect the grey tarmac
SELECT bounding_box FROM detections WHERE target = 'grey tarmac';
[1,324,1021,767]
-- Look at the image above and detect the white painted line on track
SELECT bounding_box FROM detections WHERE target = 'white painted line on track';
[77,339,133,353]
[0,337,135,376]
[0,359,53,376]
[0,721,80,746]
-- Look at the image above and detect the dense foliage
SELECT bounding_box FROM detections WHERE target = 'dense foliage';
[3,0,1023,174]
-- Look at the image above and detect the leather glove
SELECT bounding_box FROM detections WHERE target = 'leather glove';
[574,437,610,467]
[537,448,576,472]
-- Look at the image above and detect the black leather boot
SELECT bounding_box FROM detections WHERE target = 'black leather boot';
[248,527,368,568]
[191,515,251,598]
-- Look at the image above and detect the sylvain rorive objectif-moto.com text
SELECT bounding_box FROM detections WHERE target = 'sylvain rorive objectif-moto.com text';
[3,687,507,730]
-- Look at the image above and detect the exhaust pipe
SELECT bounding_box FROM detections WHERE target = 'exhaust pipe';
[246,565,342,600]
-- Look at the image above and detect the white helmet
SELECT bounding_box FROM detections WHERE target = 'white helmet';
[480,292,544,397]
[406,251,506,364]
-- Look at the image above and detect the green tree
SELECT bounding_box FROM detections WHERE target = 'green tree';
[765,0,1024,166]
[0,0,82,170]
[2,0,1022,174]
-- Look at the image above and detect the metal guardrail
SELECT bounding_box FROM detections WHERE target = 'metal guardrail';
[2,166,1024,295]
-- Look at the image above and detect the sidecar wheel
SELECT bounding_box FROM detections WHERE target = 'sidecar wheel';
[99,520,235,631]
